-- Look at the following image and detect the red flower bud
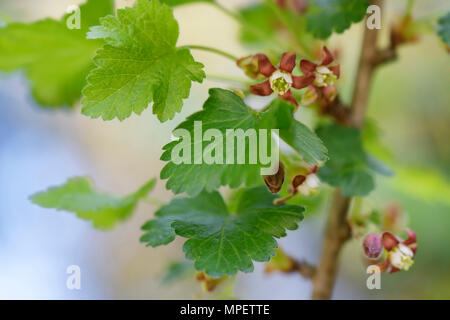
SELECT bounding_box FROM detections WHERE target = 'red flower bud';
[362,233,383,259]
[236,55,266,80]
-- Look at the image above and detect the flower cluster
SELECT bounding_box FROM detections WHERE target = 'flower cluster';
[362,229,417,273]
[238,52,315,108]
[238,47,340,108]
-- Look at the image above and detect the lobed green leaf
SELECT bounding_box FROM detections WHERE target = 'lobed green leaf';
[0,0,114,107]
[160,89,327,196]
[141,186,304,277]
[30,177,156,229]
[258,99,328,165]
[82,0,205,121]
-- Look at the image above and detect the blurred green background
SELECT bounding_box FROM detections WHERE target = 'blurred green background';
[0,0,449,299]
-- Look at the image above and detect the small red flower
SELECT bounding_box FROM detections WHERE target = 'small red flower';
[378,229,417,273]
[299,46,341,105]
[247,52,315,108]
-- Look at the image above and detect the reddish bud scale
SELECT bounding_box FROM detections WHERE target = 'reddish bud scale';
[263,163,285,193]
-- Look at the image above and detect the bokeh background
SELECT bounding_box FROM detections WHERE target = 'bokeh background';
[0,0,449,299]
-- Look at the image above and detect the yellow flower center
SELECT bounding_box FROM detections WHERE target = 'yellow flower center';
[314,66,337,87]
[389,244,414,271]
[270,70,292,95]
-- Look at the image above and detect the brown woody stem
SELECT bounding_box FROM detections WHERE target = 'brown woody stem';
[350,0,384,128]
[311,0,391,300]
[312,189,352,299]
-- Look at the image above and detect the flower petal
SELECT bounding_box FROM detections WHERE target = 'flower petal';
[249,80,274,96]
[256,54,276,77]
[300,59,317,74]
[280,52,296,73]
[403,228,417,254]
[382,231,400,251]
[301,86,319,105]
[320,85,338,102]
[279,89,298,107]
[292,74,315,89]
[329,65,340,79]
[321,46,334,65]
[403,228,417,246]
[409,243,418,254]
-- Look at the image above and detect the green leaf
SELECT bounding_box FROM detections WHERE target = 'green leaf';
[140,217,176,246]
[239,4,278,46]
[306,0,368,39]
[66,0,115,35]
[160,89,327,196]
[159,0,214,6]
[0,0,114,107]
[316,123,390,196]
[437,12,450,46]
[258,99,328,165]
[366,154,394,176]
[30,177,156,229]
[82,0,205,121]
[160,88,262,196]
[141,186,304,277]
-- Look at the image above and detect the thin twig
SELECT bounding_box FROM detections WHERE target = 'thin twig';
[312,189,352,299]
[266,255,317,279]
[182,45,239,61]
